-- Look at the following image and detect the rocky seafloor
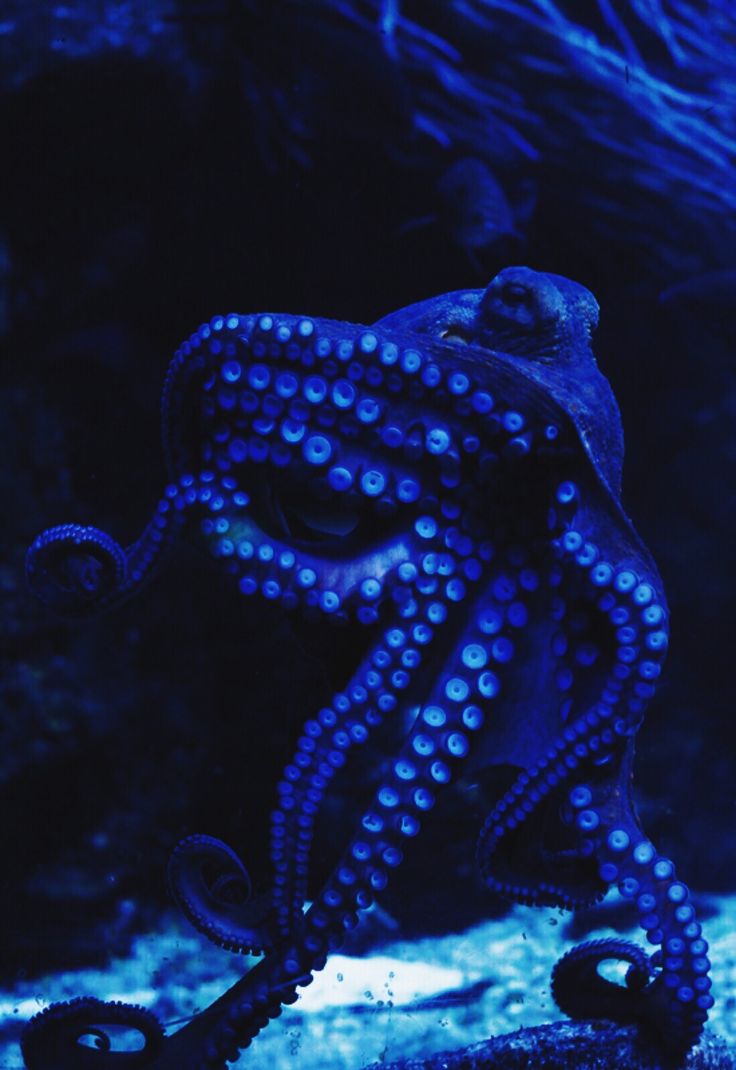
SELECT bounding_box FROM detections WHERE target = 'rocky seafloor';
[2,891,734,1069]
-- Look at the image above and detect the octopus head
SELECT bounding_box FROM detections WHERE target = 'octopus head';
[476,266,600,360]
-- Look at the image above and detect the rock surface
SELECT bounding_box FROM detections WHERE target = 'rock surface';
[369,1021,735,1070]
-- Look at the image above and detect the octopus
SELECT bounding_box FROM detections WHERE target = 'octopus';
[22,267,712,1068]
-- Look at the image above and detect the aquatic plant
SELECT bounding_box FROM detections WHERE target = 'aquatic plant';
[2,1,734,275]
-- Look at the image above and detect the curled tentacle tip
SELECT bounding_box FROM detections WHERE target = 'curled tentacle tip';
[26,524,127,615]
[21,997,163,1068]
[552,938,708,1052]
[551,938,654,1026]
[167,833,275,955]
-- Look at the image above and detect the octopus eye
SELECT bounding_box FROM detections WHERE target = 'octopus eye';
[438,326,471,345]
[501,282,531,306]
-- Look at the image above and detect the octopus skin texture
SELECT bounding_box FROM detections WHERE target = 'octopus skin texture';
[23,266,712,1068]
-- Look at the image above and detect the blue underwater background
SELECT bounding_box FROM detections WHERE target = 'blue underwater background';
[1,2,736,1068]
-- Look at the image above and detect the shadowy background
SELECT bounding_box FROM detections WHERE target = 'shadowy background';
[1,0,734,989]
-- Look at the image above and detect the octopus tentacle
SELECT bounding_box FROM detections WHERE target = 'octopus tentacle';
[26,524,128,615]
[476,457,668,888]
[181,308,558,940]
[551,797,714,1052]
[304,585,519,952]
[551,937,652,1024]
[167,835,275,955]
[270,586,444,939]
[21,998,164,1069]
[160,558,527,1067]
[475,473,710,1048]
[591,830,712,1051]
[24,472,232,615]
[132,300,573,1066]
[190,535,576,1063]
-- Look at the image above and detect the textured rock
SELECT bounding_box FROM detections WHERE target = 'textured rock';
[369,1021,735,1070]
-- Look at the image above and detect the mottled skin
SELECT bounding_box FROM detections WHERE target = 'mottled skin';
[23,268,712,1068]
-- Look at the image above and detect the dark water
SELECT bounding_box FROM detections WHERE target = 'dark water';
[1,3,735,1067]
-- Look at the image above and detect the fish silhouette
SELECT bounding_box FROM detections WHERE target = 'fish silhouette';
[437,157,518,247]
[401,158,529,270]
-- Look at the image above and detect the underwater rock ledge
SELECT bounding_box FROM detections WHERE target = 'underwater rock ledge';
[370,1021,735,1070]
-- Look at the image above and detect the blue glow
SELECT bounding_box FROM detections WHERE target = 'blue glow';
[445,731,468,757]
[275,372,299,399]
[477,671,500,698]
[356,398,381,424]
[397,478,420,502]
[426,427,450,454]
[360,470,386,496]
[445,677,469,702]
[395,759,416,780]
[303,434,333,464]
[400,348,422,373]
[358,331,378,353]
[461,643,487,669]
[462,705,484,730]
[415,516,438,539]
[304,375,327,403]
[222,360,242,383]
[472,391,494,413]
[448,372,470,395]
[429,760,450,784]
